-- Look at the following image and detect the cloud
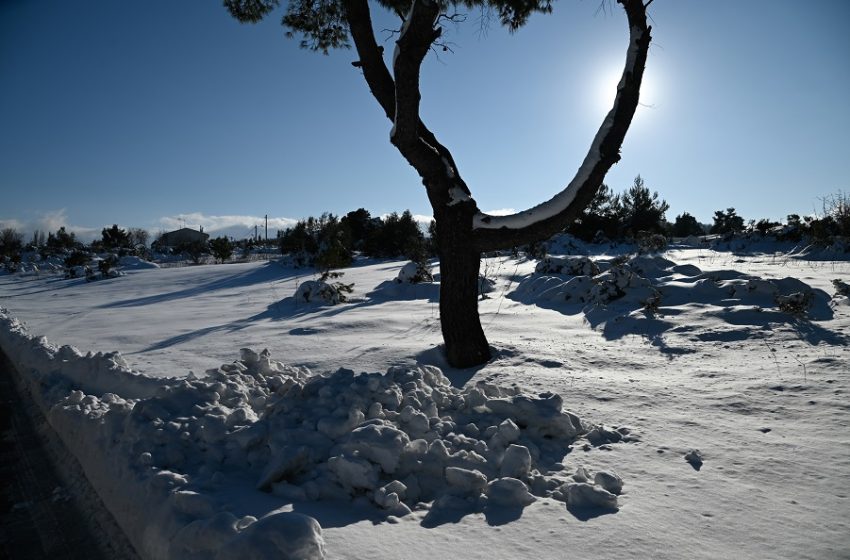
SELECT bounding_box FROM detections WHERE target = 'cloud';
[0,209,100,243]
[157,213,299,240]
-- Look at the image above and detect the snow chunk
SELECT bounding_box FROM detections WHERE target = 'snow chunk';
[214,511,325,560]
[499,444,532,479]
[486,477,536,507]
[564,482,618,510]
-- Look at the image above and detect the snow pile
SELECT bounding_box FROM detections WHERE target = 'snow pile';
[542,233,591,256]
[0,309,620,559]
[251,360,588,513]
[119,255,160,269]
[0,311,325,560]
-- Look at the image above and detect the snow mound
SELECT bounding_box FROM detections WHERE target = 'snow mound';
[119,255,160,269]
[535,256,599,277]
[513,254,833,322]
[0,313,624,559]
[252,358,588,512]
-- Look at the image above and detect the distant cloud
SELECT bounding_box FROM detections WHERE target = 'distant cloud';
[157,213,298,240]
[0,209,100,243]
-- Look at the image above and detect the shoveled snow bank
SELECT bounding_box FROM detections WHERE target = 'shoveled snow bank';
[0,309,621,559]
[0,310,325,560]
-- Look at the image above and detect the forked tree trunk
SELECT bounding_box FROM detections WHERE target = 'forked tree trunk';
[341,0,651,369]
[434,204,491,368]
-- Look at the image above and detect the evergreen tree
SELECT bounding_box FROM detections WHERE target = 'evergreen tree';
[620,175,669,236]
[672,212,704,237]
[102,224,131,250]
[209,236,234,263]
[710,208,745,234]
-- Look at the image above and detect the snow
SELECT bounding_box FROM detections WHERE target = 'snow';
[1,241,849,559]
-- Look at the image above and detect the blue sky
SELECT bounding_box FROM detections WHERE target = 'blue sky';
[2,0,849,240]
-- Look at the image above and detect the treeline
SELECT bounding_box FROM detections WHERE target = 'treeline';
[567,177,850,244]
[278,209,429,268]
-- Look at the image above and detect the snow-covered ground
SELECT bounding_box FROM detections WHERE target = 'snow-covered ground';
[1,240,848,559]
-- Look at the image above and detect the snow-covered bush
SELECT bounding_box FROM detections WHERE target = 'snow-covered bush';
[535,256,599,277]
[295,280,348,305]
[637,233,668,254]
[775,291,813,316]
[396,261,433,284]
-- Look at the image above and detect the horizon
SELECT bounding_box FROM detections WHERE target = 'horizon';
[2,0,849,242]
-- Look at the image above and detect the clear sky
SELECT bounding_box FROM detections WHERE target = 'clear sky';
[2,0,849,240]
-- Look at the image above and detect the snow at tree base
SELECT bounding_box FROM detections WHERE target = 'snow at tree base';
[1,236,848,559]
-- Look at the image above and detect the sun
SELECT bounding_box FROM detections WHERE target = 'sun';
[592,60,659,116]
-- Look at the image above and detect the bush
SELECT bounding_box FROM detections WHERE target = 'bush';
[64,250,90,268]
[637,232,668,253]
[209,236,234,263]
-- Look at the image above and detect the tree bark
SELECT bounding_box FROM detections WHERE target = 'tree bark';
[430,188,492,368]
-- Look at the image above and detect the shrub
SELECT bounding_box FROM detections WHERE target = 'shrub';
[209,236,234,263]
[637,232,668,253]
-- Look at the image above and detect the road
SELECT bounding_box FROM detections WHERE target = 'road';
[0,349,139,559]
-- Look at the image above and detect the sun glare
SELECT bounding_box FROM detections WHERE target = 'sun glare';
[593,61,659,116]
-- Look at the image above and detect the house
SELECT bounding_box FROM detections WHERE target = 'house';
[154,227,209,249]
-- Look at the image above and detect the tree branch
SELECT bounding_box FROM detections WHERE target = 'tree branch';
[472,0,652,252]
[344,0,474,207]
[343,0,396,120]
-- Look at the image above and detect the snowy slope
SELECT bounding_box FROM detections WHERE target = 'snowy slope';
[1,245,848,559]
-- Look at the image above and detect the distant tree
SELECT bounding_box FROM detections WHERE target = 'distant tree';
[371,211,425,260]
[177,240,208,264]
[620,175,669,236]
[710,208,745,234]
[754,218,780,236]
[671,212,704,237]
[0,228,24,259]
[128,228,149,248]
[340,208,379,251]
[226,0,652,366]
[46,226,77,252]
[209,236,234,263]
[101,224,130,250]
[566,183,622,241]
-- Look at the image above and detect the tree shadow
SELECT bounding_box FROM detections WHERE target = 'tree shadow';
[98,261,303,309]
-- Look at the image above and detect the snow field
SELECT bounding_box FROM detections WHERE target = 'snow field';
[1,239,848,559]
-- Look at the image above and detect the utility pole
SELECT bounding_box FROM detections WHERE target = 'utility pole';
[254,225,258,242]
[264,215,268,244]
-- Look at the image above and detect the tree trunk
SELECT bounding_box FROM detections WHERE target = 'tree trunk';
[435,204,492,368]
